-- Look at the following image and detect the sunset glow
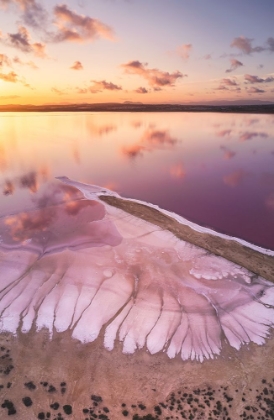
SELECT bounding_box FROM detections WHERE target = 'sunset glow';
[0,0,273,105]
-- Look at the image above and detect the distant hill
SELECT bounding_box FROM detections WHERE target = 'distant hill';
[0,101,273,113]
[123,101,143,105]
[187,99,274,106]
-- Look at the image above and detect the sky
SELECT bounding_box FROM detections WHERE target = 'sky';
[0,0,273,105]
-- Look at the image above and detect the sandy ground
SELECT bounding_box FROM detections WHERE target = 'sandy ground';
[0,328,274,419]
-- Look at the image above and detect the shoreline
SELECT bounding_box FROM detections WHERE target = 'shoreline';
[0,103,274,114]
[100,195,274,283]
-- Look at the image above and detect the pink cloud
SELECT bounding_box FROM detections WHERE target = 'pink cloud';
[225,58,243,73]
[266,37,274,52]
[77,80,122,94]
[122,60,184,88]
[13,56,38,69]
[0,53,12,67]
[231,36,264,54]
[70,60,83,70]
[76,87,88,94]
[89,80,122,93]
[176,43,192,60]
[135,86,148,94]
[247,87,265,94]
[216,78,240,91]
[244,74,274,84]
[52,4,114,43]
[0,70,18,82]
[51,87,66,95]
[216,85,229,91]
[221,78,238,86]
[3,25,47,57]
[0,0,47,28]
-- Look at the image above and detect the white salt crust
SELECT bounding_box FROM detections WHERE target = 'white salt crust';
[0,177,273,363]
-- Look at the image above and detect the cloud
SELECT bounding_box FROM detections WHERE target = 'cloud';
[244,74,274,84]
[221,78,238,86]
[2,25,47,57]
[223,169,247,187]
[89,80,122,93]
[135,86,148,94]
[0,94,20,99]
[0,0,48,28]
[239,131,268,142]
[215,85,229,91]
[0,70,18,82]
[204,54,212,60]
[31,41,46,57]
[0,53,12,67]
[76,87,88,94]
[176,43,192,60]
[216,78,240,91]
[225,58,243,73]
[247,86,266,94]
[76,80,122,94]
[70,60,83,70]
[122,60,183,88]
[13,55,38,68]
[51,87,66,95]
[231,36,264,54]
[266,37,274,52]
[52,4,114,43]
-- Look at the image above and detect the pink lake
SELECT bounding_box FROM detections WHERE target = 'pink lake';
[1,111,274,250]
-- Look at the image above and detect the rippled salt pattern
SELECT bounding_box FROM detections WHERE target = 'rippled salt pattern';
[0,178,273,363]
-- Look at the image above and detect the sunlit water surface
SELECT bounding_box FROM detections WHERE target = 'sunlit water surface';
[0,111,274,249]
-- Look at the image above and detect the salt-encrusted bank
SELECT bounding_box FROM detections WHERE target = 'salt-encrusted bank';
[0,177,274,363]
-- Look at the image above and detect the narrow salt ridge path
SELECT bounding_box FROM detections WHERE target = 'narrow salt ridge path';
[57,177,274,256]
[118,197,274,257]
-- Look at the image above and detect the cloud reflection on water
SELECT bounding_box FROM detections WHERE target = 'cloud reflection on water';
[122,128,179,159]
[0,112,274,249]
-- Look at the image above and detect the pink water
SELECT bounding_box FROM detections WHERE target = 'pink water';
[0,111,274,249]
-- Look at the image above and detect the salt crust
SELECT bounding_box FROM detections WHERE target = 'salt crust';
[0,178,273,362]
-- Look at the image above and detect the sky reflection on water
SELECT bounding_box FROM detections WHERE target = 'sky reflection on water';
[0,111,274,249]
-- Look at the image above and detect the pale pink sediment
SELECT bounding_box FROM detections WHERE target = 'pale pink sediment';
[0,178,274,362]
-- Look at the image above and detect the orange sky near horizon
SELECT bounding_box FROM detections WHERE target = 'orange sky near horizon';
[0,0,274,106]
